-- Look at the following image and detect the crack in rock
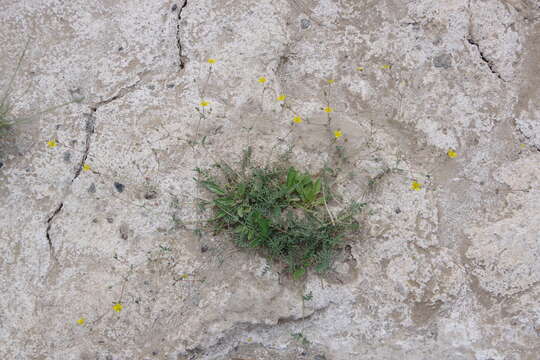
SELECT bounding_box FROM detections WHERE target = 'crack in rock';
[45,202,63,261]
[90,80,142,111]
[466,35,506,82]
[185,304,332,359]
[175,0,189,70]
[45,81,141,261]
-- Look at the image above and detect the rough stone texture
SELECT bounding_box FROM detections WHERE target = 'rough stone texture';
[1,0,539,359]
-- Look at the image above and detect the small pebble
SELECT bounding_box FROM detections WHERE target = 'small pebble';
[172,4,178,11]
[0,161,4,169]
[63,152,71,163]
[201,244,209,253]
[107,217,114,223]
[114,182,125,193]
[119,224,129,240]
[301,18,311,29]
[395,208,401,214]
[167,83,175,88]
[144,190,158,200]
[88,183,96,193]
[433,53,452,69]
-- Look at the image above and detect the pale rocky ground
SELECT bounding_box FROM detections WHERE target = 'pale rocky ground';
[0,0,539,359]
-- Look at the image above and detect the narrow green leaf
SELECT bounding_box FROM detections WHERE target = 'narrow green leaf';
[287,167,296,188]
[201,180,226,195]
[292,267,306,280]
[314,178,321,195]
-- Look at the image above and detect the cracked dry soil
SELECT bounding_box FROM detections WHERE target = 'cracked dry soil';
[1,1,540,359]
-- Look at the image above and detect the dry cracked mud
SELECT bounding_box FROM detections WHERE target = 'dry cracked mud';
[1,1,539,359]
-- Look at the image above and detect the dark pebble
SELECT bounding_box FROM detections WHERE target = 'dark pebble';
[114,182,125,193]
[0,161,3,169]
[301,18,311,29]
[167,83,175,88]
[172,4,178,11]
[107,217,114,223]
[201,244,208,253]
[119,224,129,240]
[88,183,96,193]
[433,53,452,69]
[118,46,123,51]
[144,190,158,200]
[152,351,158,356]
[395,208,401,214]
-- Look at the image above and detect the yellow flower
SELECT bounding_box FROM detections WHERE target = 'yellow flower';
[113,303,123,313]
[411,181,422,191]
[247,337,253,342]
[47,140,58,148]
[447,149,458,158]
[327,79,335,84]
[180,274,189,280]
[293,116,303,124]
[324,107,333,113]
[276,94,286,101]
[258,77,267,83]
[333,130,343,138]
[519,143,526,149]
[207,58,216,64]
[381,64,392,70]
[356,66,364,71]
[199,100,210,107]
[76,318,85,325]
[82,164,91,171]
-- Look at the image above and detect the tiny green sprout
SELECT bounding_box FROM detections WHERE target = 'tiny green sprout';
[159,245,172,252]
[302,291,313,301]
[291,332,310,346]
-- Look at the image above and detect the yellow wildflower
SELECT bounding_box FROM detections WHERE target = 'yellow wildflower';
[247,337,253,342]
[276,94,286,101]
[519,143,526,149]
[207,58,216,64]
[180,274,189,280]
[333,130,343,138]
[293,116,303,124]
[356,66,364,71]
[258,77,267,83]
[82,164,91,171]
[447,149,458,158]
[327,79,335,84]
[324,107,333,113]
[381,64,392,70]
[47,140,58,148]
[113,303,123,313]
[411,181,422,191]
[199,100,210,107]
[76,318,85,325]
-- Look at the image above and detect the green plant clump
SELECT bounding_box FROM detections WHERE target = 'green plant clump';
[197,148,363,279]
